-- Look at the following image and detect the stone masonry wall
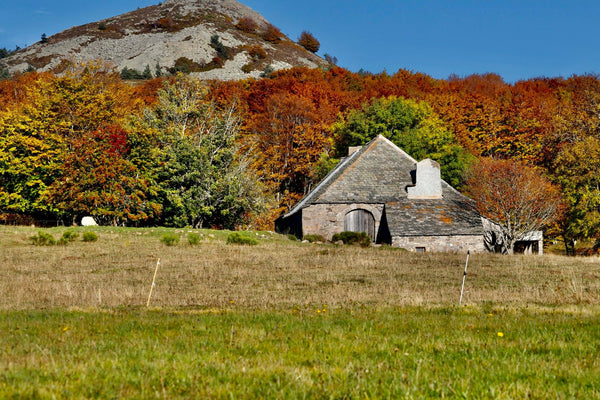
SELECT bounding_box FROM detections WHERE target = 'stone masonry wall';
[302,203,384,241]
[392,235,486,253]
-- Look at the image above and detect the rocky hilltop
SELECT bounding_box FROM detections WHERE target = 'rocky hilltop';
[2,0,326,80]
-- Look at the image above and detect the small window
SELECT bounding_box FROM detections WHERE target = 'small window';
[416,247,426,253]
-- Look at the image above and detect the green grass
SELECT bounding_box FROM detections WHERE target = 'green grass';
[1,225,600,398]
[1,307,598,398]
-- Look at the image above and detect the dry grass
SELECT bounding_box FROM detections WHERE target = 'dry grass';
[1,226,599,310]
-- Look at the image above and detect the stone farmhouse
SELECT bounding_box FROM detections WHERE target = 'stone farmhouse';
[276,135,542,254]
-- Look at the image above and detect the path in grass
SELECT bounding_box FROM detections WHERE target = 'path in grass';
[1,307,599,399]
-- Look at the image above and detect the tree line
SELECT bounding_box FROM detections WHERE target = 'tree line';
[1,63,599,253]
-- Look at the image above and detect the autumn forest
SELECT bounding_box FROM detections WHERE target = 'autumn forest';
[1,63,599,254]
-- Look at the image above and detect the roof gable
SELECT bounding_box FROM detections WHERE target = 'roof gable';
[282,135,483,238]
[283,135,414,217]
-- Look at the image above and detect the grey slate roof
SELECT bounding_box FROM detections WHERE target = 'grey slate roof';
[384,187,484,236]
[283,135,484,236]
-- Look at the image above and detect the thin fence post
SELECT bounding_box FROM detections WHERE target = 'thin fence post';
[146,258,161,307]
[459,251,470,305]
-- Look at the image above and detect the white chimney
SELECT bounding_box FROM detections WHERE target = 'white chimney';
[407,159,442,199]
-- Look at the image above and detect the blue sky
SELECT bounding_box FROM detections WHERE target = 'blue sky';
[1,0,599,82]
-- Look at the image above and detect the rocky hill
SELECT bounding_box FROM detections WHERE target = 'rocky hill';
[1,0,326,80]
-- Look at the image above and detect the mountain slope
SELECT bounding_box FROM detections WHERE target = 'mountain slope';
[2,0,326,80]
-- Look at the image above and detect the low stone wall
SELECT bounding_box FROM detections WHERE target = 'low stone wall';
[392,235,486,253]
[302,203,384,241]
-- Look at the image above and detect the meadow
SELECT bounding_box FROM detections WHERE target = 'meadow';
[1,226,599,398]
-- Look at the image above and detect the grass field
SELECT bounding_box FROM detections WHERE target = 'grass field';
[1,226,599,398]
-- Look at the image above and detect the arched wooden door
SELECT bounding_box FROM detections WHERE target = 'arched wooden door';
[344,209,375,241]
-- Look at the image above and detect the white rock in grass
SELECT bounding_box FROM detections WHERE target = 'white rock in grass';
[81,216,98,226]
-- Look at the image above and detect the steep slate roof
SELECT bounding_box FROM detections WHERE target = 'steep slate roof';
[283,135,484,237]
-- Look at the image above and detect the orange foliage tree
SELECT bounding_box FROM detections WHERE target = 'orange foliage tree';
[262,24,283,43]
[465,157,562,254]
[235,17,258,33]
[298,31,320,53]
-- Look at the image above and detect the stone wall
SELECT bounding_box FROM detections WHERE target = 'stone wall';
[302,203,384,241]
[392,235,486,253]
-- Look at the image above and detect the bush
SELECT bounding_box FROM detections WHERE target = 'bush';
[262,24,283,43]
[287,234,298,241]
[236,17,258,33]
[29,231,56,246]
[241,63,253,74]
[248,45,267,60]
[160,233,180,246]
[331,231,371,247]
[121,67,144,80]
[303,234,326,243]
[226,232,258,246]
[210,35,230,60]
[260,64,274,78]
[298,31,320,53]
[82,232,98,242]
[188,233,201,245]
[61,230,79,242]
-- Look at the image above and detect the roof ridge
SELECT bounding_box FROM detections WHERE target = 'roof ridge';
[281,135,412,218]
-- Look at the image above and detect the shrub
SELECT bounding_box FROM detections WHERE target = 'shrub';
[169,57,203,74]
[248,45,267,60]
[236,17,258,33]
[160,233,180,246]
[303,234,326,243]
[210,35,230,60]
[82,232,98,242]
[260,64,274,78]
[298,31,320,53]
[226,232,258,246]
[187,233,201,245]
[331,231,371,247]
[241,63,253,74]
[155,17,175,30]
[29,231,56,246]
[287,234,298,241]
[61,230,79,242]
[121,67,144,80]
[262,24,283,43]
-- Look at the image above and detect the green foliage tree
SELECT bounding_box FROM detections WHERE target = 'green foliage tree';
[142,65,152,79]
[139,76,269,228]
[332,96,474,188]
[553,136,600,254]
[0,63,9,80]
[121,67,143,80]
[210,35,230,60]
[154,62,163,77]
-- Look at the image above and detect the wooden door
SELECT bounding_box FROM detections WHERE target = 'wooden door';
[344,209,375,241]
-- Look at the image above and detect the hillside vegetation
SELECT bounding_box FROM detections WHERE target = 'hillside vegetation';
[0,0,325,79]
